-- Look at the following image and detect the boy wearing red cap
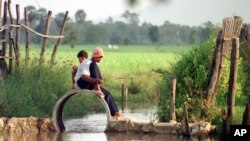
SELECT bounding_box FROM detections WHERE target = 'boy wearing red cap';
[74,47,127,120]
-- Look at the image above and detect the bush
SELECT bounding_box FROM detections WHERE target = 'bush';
[0,61,70,117]
[156,37,247,123]
[156,38,213,121]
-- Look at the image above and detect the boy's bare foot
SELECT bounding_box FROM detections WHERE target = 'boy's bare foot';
[114,113,130,121]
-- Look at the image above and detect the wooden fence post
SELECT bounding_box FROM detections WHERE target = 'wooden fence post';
[40,11,52,64]
[181,102,190,137]
[7,0,15,73]
[0,0,2,28]
[221,108,228,138]
[0,1,7,77]
[156,87,161,106]
[205,16,243,110]
[24,7,29,64]
[227,37,239,119]
[121,83,127,102]
[51,11,68,65]
[242,98,250,125]
[15,4,20,66]
[1,1,7,55]
[169,76,176,121]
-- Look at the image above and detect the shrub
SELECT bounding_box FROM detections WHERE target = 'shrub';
[157,37,247,123]
[0,60,70,117]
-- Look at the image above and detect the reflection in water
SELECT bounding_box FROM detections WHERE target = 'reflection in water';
[0,132,217,141]
[105,132,217,141]
[0,132,62,141]
[64,113,107,133]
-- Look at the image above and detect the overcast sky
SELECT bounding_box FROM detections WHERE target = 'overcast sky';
[9,0,250,26]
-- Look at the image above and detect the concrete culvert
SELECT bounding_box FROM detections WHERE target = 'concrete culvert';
[52,89,111,132]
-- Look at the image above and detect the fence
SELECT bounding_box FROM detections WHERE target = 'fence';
[0,0,68,79]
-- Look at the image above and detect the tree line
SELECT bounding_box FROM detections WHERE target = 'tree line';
[21,5,219,47]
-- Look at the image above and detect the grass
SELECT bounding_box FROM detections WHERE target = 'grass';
[24,44,191,99]
[0,44,192,117]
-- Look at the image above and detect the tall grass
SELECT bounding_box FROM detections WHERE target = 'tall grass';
[0,44,191,117]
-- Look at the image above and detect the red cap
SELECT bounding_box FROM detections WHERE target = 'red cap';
[92,47,104,58]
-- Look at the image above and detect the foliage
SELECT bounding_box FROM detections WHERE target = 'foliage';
[158,39,217,120]
[122,10,139,25]
[0,61,69,117]
[240,40,250,98]
[148,26,159,43]
[63,22,81,48]
[75,9,86,24]
[63,93,104,119]
[0,45,190,117]
[22,5,217,46]
[156,37,248,123]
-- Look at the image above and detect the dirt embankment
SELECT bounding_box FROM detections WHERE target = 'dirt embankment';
[0,117,56,134]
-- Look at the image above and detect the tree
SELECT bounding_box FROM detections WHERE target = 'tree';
[148,26,159,44]
[189,29,196,44]
[198,21,214,42]
[122,10,139,25]
[126,0,170,6]
[84,25,107,44]
[106,16,114,24]
[54,12,66,28]
[75,9,86,24]
[26,5,40,28]
[34,8,48,34]
[63,20,80,48]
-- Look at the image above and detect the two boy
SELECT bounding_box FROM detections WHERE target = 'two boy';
[72,47,128,121]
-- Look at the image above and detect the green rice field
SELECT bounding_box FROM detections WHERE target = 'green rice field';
[25,44,191,97]
[0,44,192,117]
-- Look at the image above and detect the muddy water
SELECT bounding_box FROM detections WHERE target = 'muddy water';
[0,104,218,141]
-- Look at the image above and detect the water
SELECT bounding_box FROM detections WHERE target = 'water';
[0,103,218,141]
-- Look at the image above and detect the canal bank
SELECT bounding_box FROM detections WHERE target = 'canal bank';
[0,116,216,137]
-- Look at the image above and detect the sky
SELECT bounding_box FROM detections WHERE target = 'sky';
[8,0,250,26]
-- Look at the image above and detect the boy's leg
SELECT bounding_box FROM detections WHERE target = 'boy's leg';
[71,65,78,89]
[93,84,105,97]
[100,86,119,116]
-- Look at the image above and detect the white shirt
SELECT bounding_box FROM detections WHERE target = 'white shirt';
[74,58,92,83]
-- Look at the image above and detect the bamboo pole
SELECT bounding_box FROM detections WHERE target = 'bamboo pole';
[205,17,242,110]
[181,102,190,137]
[221,108,227,138]
[40,11,52,64]
[121,83,127,102]
[0,0,3,77]
[50,11,68,65]
[156,87,161,106]
[8,35,13,74]
[169,76,176,121]
[0,0,2,57]
[205,31,223,108]
[213,18,234,99]
[0,0,2,28]
[242,98,250,125]
[19,23,64,39]
[7,0,13,73]
[1,1,7,55]
[227,37,239,119]
[24,7,29,64]
[15,4,20,67]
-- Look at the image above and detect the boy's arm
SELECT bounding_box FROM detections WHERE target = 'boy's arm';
[81,74,103,84]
